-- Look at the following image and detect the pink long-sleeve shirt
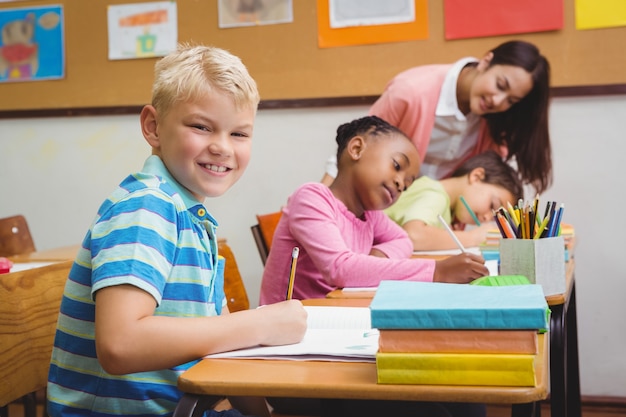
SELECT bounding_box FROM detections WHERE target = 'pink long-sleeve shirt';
[259,183,436,305]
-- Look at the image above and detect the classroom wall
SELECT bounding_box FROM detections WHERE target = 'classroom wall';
[1,96,625,397]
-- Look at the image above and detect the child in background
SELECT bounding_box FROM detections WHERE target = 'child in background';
[47,44,307,417]
[385,150,523,251]
[259,116,488,306]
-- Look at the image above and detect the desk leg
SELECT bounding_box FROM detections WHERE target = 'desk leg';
[172,394,223,417]
[22,393,37,417]
[550,301,566,417]
[550,279,582,417]
[567,282,582,417]
[511,401,541,417]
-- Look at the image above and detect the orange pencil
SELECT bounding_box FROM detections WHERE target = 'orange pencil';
[496,212,515,239]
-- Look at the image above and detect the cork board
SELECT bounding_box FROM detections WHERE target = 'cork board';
[1,0,625,112]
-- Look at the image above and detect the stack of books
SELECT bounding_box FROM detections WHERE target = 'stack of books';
[370,280,550,387]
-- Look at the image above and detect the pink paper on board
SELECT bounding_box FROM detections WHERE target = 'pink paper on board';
[444,0,563,40]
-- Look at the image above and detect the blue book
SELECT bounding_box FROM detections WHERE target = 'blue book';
[369,281,550,331]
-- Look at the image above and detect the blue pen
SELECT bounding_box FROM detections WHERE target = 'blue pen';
[550,203,565,237]
[460,195,481,226]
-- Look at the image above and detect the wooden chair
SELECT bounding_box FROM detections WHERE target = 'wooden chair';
[0,215,36,257]
[251,211,282,265]
[218,239,250,312]
[251,225,269,266]
[0,260,73,417]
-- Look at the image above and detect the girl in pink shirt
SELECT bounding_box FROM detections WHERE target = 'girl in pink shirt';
[259,116,488,306]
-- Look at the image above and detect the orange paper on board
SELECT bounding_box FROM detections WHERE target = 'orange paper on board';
[444,0,563,40]
[317,0,429,48]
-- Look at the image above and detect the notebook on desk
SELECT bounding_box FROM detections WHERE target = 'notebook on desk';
[205,306,377,362]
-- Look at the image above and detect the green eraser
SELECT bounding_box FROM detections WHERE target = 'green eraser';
[470,275,531,286]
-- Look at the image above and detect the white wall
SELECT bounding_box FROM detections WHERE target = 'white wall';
[1,96,625,397]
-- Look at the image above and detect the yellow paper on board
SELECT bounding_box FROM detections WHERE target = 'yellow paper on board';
[575,0,626,30]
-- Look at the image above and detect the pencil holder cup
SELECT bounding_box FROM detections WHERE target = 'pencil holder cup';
[499,236,566,296]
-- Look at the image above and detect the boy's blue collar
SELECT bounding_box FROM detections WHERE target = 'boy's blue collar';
[142,155,218,225]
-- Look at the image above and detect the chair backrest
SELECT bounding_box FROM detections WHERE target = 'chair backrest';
[0,215,36,257]
[218,239,250,312]
[256,211,282,250]
[0,260,72,406]
[251,211,282,265]
[251,224,269,265]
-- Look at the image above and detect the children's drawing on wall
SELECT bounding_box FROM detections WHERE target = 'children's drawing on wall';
[0,5,64,83]
[218,0,293,28]
[329,0,415,28]
[107,1,177,60]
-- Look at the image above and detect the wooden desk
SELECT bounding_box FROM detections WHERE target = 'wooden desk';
[326,258,581,417]
[174,299,548,417]
[8,244,80,263]
[0,259,73,408]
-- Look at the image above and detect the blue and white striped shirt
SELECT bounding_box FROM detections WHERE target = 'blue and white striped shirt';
[48,155,225,417]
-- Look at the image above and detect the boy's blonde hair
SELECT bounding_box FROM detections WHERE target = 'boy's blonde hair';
[151,43,260,116]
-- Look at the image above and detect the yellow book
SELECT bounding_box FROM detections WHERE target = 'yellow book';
[376,352,536,386]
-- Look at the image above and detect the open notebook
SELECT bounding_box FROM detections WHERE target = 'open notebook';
[205,306,377,362]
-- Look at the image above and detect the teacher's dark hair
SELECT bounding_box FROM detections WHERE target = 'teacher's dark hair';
[483,40,552,194]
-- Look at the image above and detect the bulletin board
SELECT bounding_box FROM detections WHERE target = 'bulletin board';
[1,0,625,115]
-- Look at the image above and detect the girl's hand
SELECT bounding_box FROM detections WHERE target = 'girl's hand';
[432,253,488,283]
